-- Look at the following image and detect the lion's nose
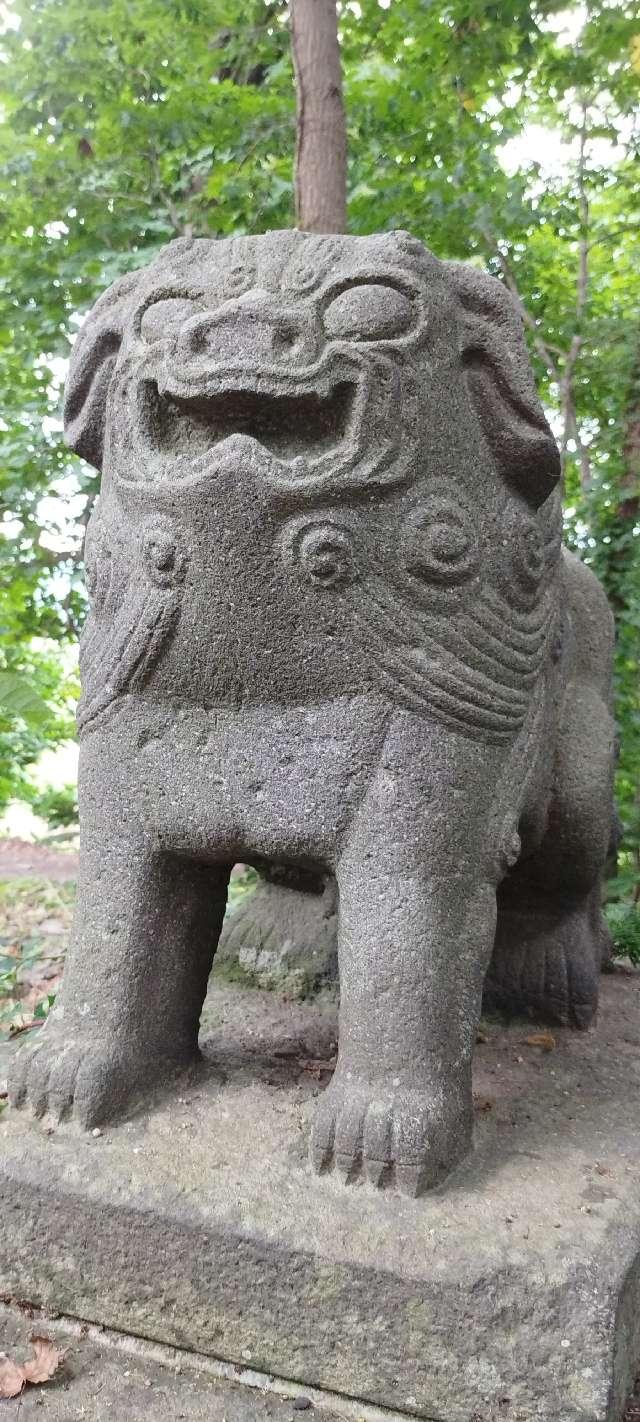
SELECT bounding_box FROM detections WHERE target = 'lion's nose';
[175,290,318,369]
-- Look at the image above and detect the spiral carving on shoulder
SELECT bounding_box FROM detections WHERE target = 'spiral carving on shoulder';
[404,494,479,587]
[280,513,361,590]
[506,514,545,609]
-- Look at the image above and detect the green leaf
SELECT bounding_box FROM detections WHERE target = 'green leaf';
[33,993,56,1021]
[0,673,50,727]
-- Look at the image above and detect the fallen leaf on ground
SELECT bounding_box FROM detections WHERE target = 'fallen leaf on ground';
[524,1031,556,1052]
[473,1094,494,1113]
[23,1335,67,1384]
[299,1057,336,1078]
[0,1336,67,1398]
[0,1356,27,1399]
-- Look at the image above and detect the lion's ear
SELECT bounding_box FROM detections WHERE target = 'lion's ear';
[64,271,140,471]
[444,261,560,508]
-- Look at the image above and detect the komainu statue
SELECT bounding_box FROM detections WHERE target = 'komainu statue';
[10,231,616,1194]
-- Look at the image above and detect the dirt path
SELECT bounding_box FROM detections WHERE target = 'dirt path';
[0,838,78,882]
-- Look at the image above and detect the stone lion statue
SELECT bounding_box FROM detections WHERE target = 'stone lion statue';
[10,230,615,1194]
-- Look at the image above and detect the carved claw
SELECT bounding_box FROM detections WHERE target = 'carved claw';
[8,1025,195,1129]
[310,1073,470,1196]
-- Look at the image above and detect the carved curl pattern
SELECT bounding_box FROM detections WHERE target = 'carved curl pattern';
[403,492,479,587]
[505,512,545,609]
[280,514,360,590]
[141,518,187,589]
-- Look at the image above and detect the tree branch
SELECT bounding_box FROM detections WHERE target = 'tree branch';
[558,100,591,486]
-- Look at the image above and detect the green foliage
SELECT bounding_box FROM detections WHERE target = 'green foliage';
[0,941,49,1034]
[26,780,78,829]
[605,902,640,966]
[0,671,49,725]
[0,876,74,1041]
[0,645,77,812]
[227,865,258,911]
[0,0,638,900]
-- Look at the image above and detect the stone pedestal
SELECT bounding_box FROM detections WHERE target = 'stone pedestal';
[2,971,640,1422]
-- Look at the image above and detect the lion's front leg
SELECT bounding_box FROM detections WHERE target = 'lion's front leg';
[9,747,229,1126]
[311,715,502,1194]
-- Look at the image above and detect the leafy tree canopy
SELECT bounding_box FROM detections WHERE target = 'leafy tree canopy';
[0,0,638,898]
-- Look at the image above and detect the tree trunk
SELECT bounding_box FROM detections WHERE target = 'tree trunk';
[605,345,640,903]
[291,0,347,232]
[621,352,640,524]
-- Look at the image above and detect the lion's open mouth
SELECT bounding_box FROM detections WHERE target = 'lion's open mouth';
[141,379,356,463]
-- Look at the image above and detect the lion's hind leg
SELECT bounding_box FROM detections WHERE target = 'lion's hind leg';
[485,878,606,1028]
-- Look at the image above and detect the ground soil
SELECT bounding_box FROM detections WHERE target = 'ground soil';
[0,839,78,882]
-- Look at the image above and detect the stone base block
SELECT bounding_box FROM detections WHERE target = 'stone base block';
[2,973,640,1422]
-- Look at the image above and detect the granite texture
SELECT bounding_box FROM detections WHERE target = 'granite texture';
[8,230,616,1192]
[3,974,640,1422]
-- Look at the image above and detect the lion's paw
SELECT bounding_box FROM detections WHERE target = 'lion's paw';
[310,1071,470,1195]
[8,1025,189,1128]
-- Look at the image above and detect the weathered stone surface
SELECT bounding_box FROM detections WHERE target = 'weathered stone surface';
[3,974,640,1422]
[8,229,616,1192]
[216,867,339,996]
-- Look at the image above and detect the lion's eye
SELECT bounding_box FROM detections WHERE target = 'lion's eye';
[140,298,198,342]
[323,283,414,341]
